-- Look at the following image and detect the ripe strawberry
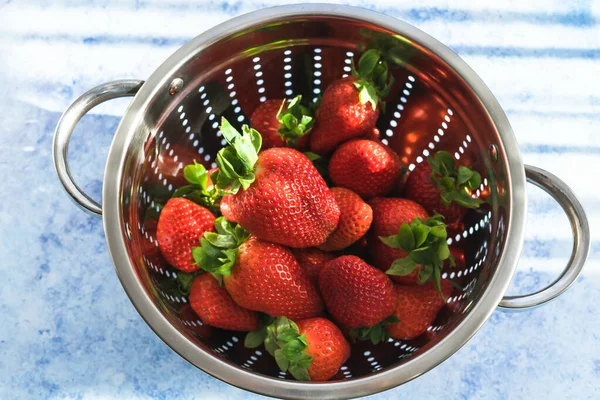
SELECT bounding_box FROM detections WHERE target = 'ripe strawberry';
[310,50,393,154]
[386,280,453,340]
[194,218,323,320]
[329,139,401,199]
[297,318,351,381]
[245,317,350,382]
[189,274,259,331]
[219,194,237,223]
[292,248,336,283]
[369,198,455,292]
[156,197,215,272]
[368,198,428,284]
[251,99,285,149]
[405,151,483,223]
[319,187,373,251]
[250,95,313,149]
[319,255,395,329]
[212,118,339,248]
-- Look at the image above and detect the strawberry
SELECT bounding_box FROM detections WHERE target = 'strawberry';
[370,198,455,293]
[193,218,323,320]
[189,273,259,331]
[219,194,237,223]
[245,317,350,382]
[329,139,401,199]
[296,318,351,381]
[211,118,339,248]
[368,198,428,284]
[405,151,483,222]
[319,255,395,329]
[319,187,373,251]
[250,95,313,149]
[309,50,393,154]
[292,248,336,284]
[156,197,215,272]
[386,280,453,340]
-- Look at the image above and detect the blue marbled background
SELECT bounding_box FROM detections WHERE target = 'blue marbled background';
[0,1,599,399]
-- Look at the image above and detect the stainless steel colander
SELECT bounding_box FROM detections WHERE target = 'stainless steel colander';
[52,5,590,399]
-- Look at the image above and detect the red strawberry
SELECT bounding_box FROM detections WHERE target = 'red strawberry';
[297,318,351,381]
[319,255,395,329]
[250,99,286,149]
[194,218,323,321]
[309,50,393,154]
[386,280,453,340]
[219,194,237,223]
[319,187,373,251]
[405,151,483,223]
[292,248,336,284]
[368,198,428,283]
[245,316,350,382]
[156,197,215,272]
[189,274,259,331]
[212,119,339,248]
[250,96,313,150]
[369,198,456,291]
[329,139,402,199]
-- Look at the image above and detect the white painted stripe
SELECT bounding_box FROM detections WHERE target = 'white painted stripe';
[0,5,598,50]
[510,116,598,146]
[516,259,599,277]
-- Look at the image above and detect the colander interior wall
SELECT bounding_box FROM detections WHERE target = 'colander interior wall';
[118,15,509,381]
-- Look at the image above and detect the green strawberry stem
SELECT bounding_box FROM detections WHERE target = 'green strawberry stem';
[277,95,314,146]
[428,151,484,209]
[350,315,400,344]
[379,214,455,298]
[175,270,202,295]
[351,49,395,110]
[171,161,222,211]
[191,217,249,282]
[245,316,313,381]
[211,118,262,195]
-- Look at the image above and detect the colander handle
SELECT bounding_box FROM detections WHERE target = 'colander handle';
[53,80,144,216]
[498,165,590,310]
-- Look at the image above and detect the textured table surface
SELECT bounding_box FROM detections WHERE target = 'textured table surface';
[1,1,599,399]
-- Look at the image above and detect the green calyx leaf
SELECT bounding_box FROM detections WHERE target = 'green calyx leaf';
[175,271,202,296]
[244,316,312,381]
[276,95,314,147]
[351,49,394,110]
[171,161,222,210]
[350,315,400,345]
[191,217,249,278]
[427,151,485,209]
[382,214,454,295]
[212,118,262,194]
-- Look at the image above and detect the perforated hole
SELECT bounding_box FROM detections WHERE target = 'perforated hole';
[252,57,266,102]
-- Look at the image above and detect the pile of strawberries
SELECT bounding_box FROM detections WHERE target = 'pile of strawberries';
[155,50,483,381]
